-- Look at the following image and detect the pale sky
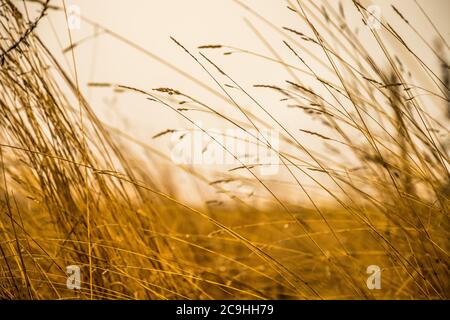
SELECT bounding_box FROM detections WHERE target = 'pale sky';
[30,0,450,205]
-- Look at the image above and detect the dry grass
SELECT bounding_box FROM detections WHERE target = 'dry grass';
[0,0,448,299]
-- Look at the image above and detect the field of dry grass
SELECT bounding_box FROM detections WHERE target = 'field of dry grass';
[0,0,448,299]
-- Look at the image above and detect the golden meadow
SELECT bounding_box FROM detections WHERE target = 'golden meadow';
[0,0,448,299]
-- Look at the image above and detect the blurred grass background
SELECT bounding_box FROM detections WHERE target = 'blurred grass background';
[0,0,448,299]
